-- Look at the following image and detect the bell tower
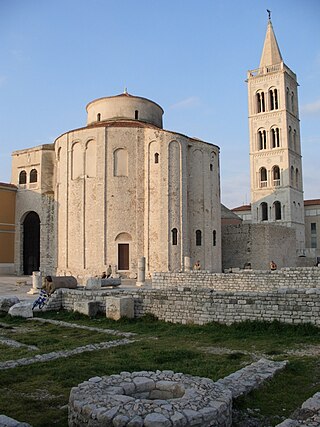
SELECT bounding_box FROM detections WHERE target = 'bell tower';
[247,16,305,254]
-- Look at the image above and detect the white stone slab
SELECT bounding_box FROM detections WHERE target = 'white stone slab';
[8,302,33,318]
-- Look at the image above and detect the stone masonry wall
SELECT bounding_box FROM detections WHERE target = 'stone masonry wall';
[152,268,320,292]
[222,223,297,270]
[47,267,320,326]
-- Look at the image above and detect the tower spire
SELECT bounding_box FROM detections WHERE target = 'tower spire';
[259,17,282,68]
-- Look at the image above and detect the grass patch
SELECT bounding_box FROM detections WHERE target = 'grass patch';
[1,312,320,426]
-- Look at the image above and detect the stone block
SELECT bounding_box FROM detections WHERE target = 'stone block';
[85,278,101,289]
[106,297,134,320]
[0,414,31,427]
[74,301,100,317]
[8,302,33,318]
[101,278,121,287]
[0,296,20,313]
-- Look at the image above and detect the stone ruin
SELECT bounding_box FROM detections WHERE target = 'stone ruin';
[69,370,232,426]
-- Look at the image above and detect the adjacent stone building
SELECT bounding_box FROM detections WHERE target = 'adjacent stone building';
[0,182,17,274]
[10,92,221,278]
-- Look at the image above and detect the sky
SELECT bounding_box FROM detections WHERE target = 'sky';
[0,0,319,208]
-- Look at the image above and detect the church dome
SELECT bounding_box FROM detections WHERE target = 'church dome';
[86,91,164,128]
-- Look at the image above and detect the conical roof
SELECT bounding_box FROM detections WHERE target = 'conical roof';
[259,20,282,68]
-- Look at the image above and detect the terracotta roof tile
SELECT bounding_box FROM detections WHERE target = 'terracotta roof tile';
[304,199,320,206]
[232,204,251,212]
[0,182,17,190]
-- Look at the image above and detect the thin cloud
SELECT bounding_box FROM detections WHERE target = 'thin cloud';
[301,99,320,116]
[169,96,200,110]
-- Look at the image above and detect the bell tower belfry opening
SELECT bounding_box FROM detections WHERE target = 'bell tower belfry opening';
[247,15,305,254]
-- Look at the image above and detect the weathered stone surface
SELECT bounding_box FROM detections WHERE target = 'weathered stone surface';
[217,358,287,398]
[68,370,232,426]
[0,414,31,426]
[0,297,20,313]
[101,278,121,288]
[85,278,101,290]
[8,302,33,318]
[106,297,134,320]
[73,301,99,317]
[301,392,320,411]
[144,413,171,427]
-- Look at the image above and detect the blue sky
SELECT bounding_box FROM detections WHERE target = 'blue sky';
[0,0,319,208]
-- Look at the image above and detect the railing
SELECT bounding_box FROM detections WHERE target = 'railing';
[273,179,280,187]
[260,181,268,188]
[248,63,296,80]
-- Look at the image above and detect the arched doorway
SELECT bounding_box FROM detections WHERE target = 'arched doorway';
[23,212,40,275]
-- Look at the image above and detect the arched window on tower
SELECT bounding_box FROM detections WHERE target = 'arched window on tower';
[272,165,280,187]
[30,169,38,183]
[261,202,268,221]
[256,91,265,113]
[171,228,177,245]
[196,230,202,246]
[19,170,27,185]
[269,88,279,110]
[260,167,268,188]
[274,201,281,220]
[291,92,295,114]
[293,130,297,151]
[286,87,290,110]
[97,113,101,122]
[258,129,267,150]
[288,126,292,148]
[154,153,159,164]
[295,168,300,188]
[135,110,139,120]
[271,127,280,148]
[290,166,295,186]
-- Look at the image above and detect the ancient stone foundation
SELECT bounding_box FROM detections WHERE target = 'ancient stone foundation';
[42,268,320,327]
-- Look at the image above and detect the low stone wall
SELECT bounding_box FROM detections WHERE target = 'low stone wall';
[49,284,320,326]
[153,268,320,292]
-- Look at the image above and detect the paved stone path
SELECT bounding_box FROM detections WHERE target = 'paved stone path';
[0,337,135,370]
[0,336,38,351]
[28,317,136,338]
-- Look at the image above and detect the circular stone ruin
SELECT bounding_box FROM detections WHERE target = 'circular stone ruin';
[68,370,232,426]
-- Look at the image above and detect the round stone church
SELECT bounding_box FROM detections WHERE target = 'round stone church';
[12,92,221,279]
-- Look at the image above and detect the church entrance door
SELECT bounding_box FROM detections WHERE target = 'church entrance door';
[118,243,129,270]
[23,211,40,275]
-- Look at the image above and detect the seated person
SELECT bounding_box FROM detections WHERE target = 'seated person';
[44,275,77,295]
[193,260,201,270]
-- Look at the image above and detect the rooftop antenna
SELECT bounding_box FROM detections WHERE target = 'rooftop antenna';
[267,9,271,20]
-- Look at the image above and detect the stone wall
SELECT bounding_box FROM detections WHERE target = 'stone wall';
[46,267,320,327]
[152,268,320,292]
[222,223,297,270]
